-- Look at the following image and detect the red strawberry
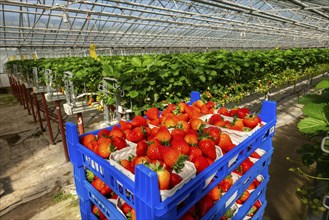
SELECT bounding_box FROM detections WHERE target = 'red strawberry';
[204,127,221,144]
[136,140,148,156]
[100,184,112,196]
[176,113,189,122]
[171,129,186,141]
[189,146,203,161]
[149,118,160,126]
[236,190,250,204]
[208,185,221,201]
[126,127,144,143]
[241,157,254,174]
[217,107,229,116]
[206,101,215,109]
[112,136,127,150]
[96,142,116,158]
[198,139,216,160]
[97,129,111,138]
[236,108,251,118]
[243,114,259,129]
[120,159,135,174]
[184,133,198,146]
[92,205,101,217]
[197,195,214,216]
[218,133,235,153]
[146,107,159,120]
[131,115,147,127]
[228,108,238,117]
[208,114,223,125]
[250,151,261,159]
[147,141,163,160]
[80,134,96,147]
[110,126,125,139]
[170,173,183,188]
[254,200,262,208]
[133,156,150,166]
[191,156,209,174]
[156,126,171,145]
[171,139,190,155]
[121,203,132,215]
[119,120,132,130]
[189,118,203,131]
[161,147,188,172]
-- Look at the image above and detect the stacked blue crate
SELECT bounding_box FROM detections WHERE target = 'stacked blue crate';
[66,91,276,220]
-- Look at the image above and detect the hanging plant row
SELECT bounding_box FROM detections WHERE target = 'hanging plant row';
[5,48,329,114]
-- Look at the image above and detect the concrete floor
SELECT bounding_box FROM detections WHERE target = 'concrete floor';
[0,91,318,220]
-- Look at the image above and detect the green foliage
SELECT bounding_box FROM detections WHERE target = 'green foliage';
[290,79,329,215]
[5,48,329,112]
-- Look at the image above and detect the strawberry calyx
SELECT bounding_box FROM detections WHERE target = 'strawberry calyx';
[173,155,189,173]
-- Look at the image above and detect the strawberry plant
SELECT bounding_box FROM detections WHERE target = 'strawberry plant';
[288,78,329,215]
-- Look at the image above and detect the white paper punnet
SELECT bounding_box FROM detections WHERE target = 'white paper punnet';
[109,145,197,201]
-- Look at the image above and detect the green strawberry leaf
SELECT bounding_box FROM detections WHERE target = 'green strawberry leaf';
[297,117,329,134]
[302,103,329,122]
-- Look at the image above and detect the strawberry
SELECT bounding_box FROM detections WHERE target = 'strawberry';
[97,129,111,139]
[247,205,258,217]
[176,113,189,122]
[147,141,163,160]
[110,126,125,139]
[247,182,256,190]
[243,114,259,129]
[233,165,243,176]
[112,136,127,150]
[236,108,251,119]
[161,146,188,171]
[133,156,150,166]
[177,102,187,113]
[130,209,136,220]
[219,181,231,192]
[191,156,209,174]
[146,107,159,120]
[148,127,159,140]
[80,134,96,147]
[254,200,262,208]
[167,103,176,112]
[198,139,216,160]
[121,203,133,215]
[156,126,171,145]
[214,120,225,127]
[204,127,221,144]
[197,195,214,216]
[206,101,215,109]
[228,108,238,117]
[250,151,261,159]
[131,115,147,127]
[208,185,221,201]
[171,139,191,155]
[170,173,183,188]
[171,129,187,141]
[97,142,116,158]
[241,157,254,174]
[88,140,99,152]
[126,127,144,143]
[92,205,100,217]
[236,190,250,204]
[217,107,229,116]
[184,133,198,146]
[119,120,132,130]
[164,118,178,128]
[176,120,190,131]
[100,184,112,196]
[149,118,160,126]
[188,146,203,161]
[208,114,223,125]
[194,100,205,109]
[201,105,211,115]
[233,118,244,128]
[189,118,203,131]
[97,137,112,145]
[148,162,171,190]
[136,140,148,156]
[218,133,235,153]
[120,159,135,174]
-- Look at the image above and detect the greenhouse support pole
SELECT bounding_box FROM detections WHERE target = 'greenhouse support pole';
[77,112,84,134]
[18,82,24,106]
[55,100,69,162]
[23,85,31,115]
[33,93,44,131]
[27,88,37,123]
[41,93,55,145]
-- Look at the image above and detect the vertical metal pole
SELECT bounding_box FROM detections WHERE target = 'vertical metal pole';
[34,93,44,131]
[18,81,23,105]
[41,92,55,145]
[28,88,37,123]
[56,100,69,162]
[77,112,84,134]
[23,85,31,115]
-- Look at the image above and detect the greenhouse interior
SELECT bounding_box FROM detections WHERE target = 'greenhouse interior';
[0,0,328,220]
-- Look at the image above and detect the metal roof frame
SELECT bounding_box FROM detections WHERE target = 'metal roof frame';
[0,0,328,52]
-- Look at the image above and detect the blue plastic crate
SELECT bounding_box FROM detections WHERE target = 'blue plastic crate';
[233,177,269,220]
[66,91,276,219]
[201,139,273,220]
